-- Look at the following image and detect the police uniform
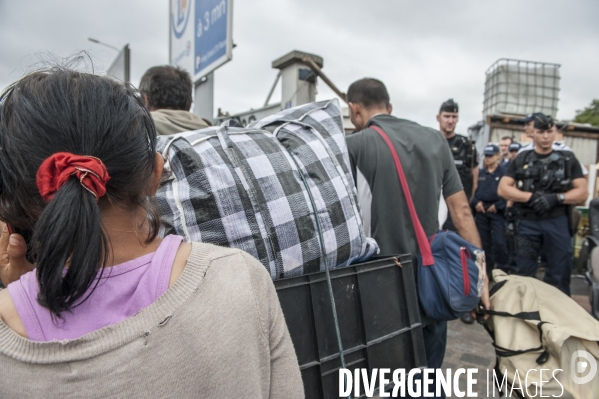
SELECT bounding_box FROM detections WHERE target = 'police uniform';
[448,134,478,198]
[503,116,584,295]
[519,141,589,175]
[440,99,478,231]
[471,145,509,277]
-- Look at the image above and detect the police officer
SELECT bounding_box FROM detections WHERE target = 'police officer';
[507,142,521,163]
[519,112,589,177]
[498,114,588,295]
[437,99,479,230]
[499,136,513,165]
[471,144,509,279]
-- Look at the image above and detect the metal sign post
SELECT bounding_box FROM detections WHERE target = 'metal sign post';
[194,72,214,123]
[169,0,233,122]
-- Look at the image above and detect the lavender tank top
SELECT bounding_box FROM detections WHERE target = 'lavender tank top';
[7,235,183,342]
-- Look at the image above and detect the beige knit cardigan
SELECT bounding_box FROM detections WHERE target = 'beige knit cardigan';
[0,243,304,399]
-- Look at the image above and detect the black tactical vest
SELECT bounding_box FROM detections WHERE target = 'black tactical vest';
[449,135,475,197]
[513,150,572,195]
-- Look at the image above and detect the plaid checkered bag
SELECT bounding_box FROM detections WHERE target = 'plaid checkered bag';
[155,99,378,279]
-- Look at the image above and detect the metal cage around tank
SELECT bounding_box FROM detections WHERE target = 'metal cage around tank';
[483,58,560,118]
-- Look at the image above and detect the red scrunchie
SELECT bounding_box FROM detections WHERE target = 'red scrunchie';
[36,152,111,202]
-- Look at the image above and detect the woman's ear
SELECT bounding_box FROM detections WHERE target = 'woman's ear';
[150,152,164,195]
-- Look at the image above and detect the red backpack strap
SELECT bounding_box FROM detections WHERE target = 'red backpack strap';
[369,125,434,266]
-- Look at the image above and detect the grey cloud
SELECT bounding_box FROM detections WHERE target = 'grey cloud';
[1,0,598,133]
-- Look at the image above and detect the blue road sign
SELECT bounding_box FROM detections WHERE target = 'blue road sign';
[194,0,229,76]
[170,0,233,83]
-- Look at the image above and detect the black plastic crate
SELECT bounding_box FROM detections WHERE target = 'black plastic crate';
[275,254,426,399]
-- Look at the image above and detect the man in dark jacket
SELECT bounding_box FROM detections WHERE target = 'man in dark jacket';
[499,114,588,295]
[437,100,478,236]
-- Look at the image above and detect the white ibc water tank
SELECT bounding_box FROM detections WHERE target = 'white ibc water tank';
[483,58,560,118]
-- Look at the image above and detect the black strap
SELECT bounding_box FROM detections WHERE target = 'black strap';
[493,321,549,364]
[489,279,507,296]
[481,308,551,365]
[482,309,541,320]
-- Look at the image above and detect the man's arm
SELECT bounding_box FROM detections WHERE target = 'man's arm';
[498,176,533,203]
[564,177,588,204]
[577,170,589,206]
[470,144,479,198]
[345,133,362,184]
[445,190,481,248]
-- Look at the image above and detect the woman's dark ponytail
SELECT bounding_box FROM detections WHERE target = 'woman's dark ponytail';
[34,178,108,316]
[0,67,159,318]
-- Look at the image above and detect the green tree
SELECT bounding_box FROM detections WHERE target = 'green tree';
[573,99,599,126]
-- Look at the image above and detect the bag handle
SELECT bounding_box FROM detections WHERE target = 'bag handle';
[370,125,434,266]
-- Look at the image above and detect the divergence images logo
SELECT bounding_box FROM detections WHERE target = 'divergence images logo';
[571,350,597,385]
[172,0,191,39]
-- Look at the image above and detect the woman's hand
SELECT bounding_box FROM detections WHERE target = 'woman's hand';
[0,222,34,287]
[475,201,485,213]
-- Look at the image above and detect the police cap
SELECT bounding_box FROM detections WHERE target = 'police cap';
[508,143,521,152]
[439,99,458,113]
[483,144,500,156]
[521,112,544,123]
[532,113,555,130]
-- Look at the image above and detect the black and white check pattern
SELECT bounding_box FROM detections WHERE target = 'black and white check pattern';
[155,99,378,279]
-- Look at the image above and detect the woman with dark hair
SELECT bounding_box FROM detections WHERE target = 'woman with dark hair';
[0,68,303,398]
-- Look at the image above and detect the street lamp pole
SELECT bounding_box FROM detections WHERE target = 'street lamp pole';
[88,38,121,52]
[87,37,121,51]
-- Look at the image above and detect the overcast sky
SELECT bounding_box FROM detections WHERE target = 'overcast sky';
[1,0,598,132]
